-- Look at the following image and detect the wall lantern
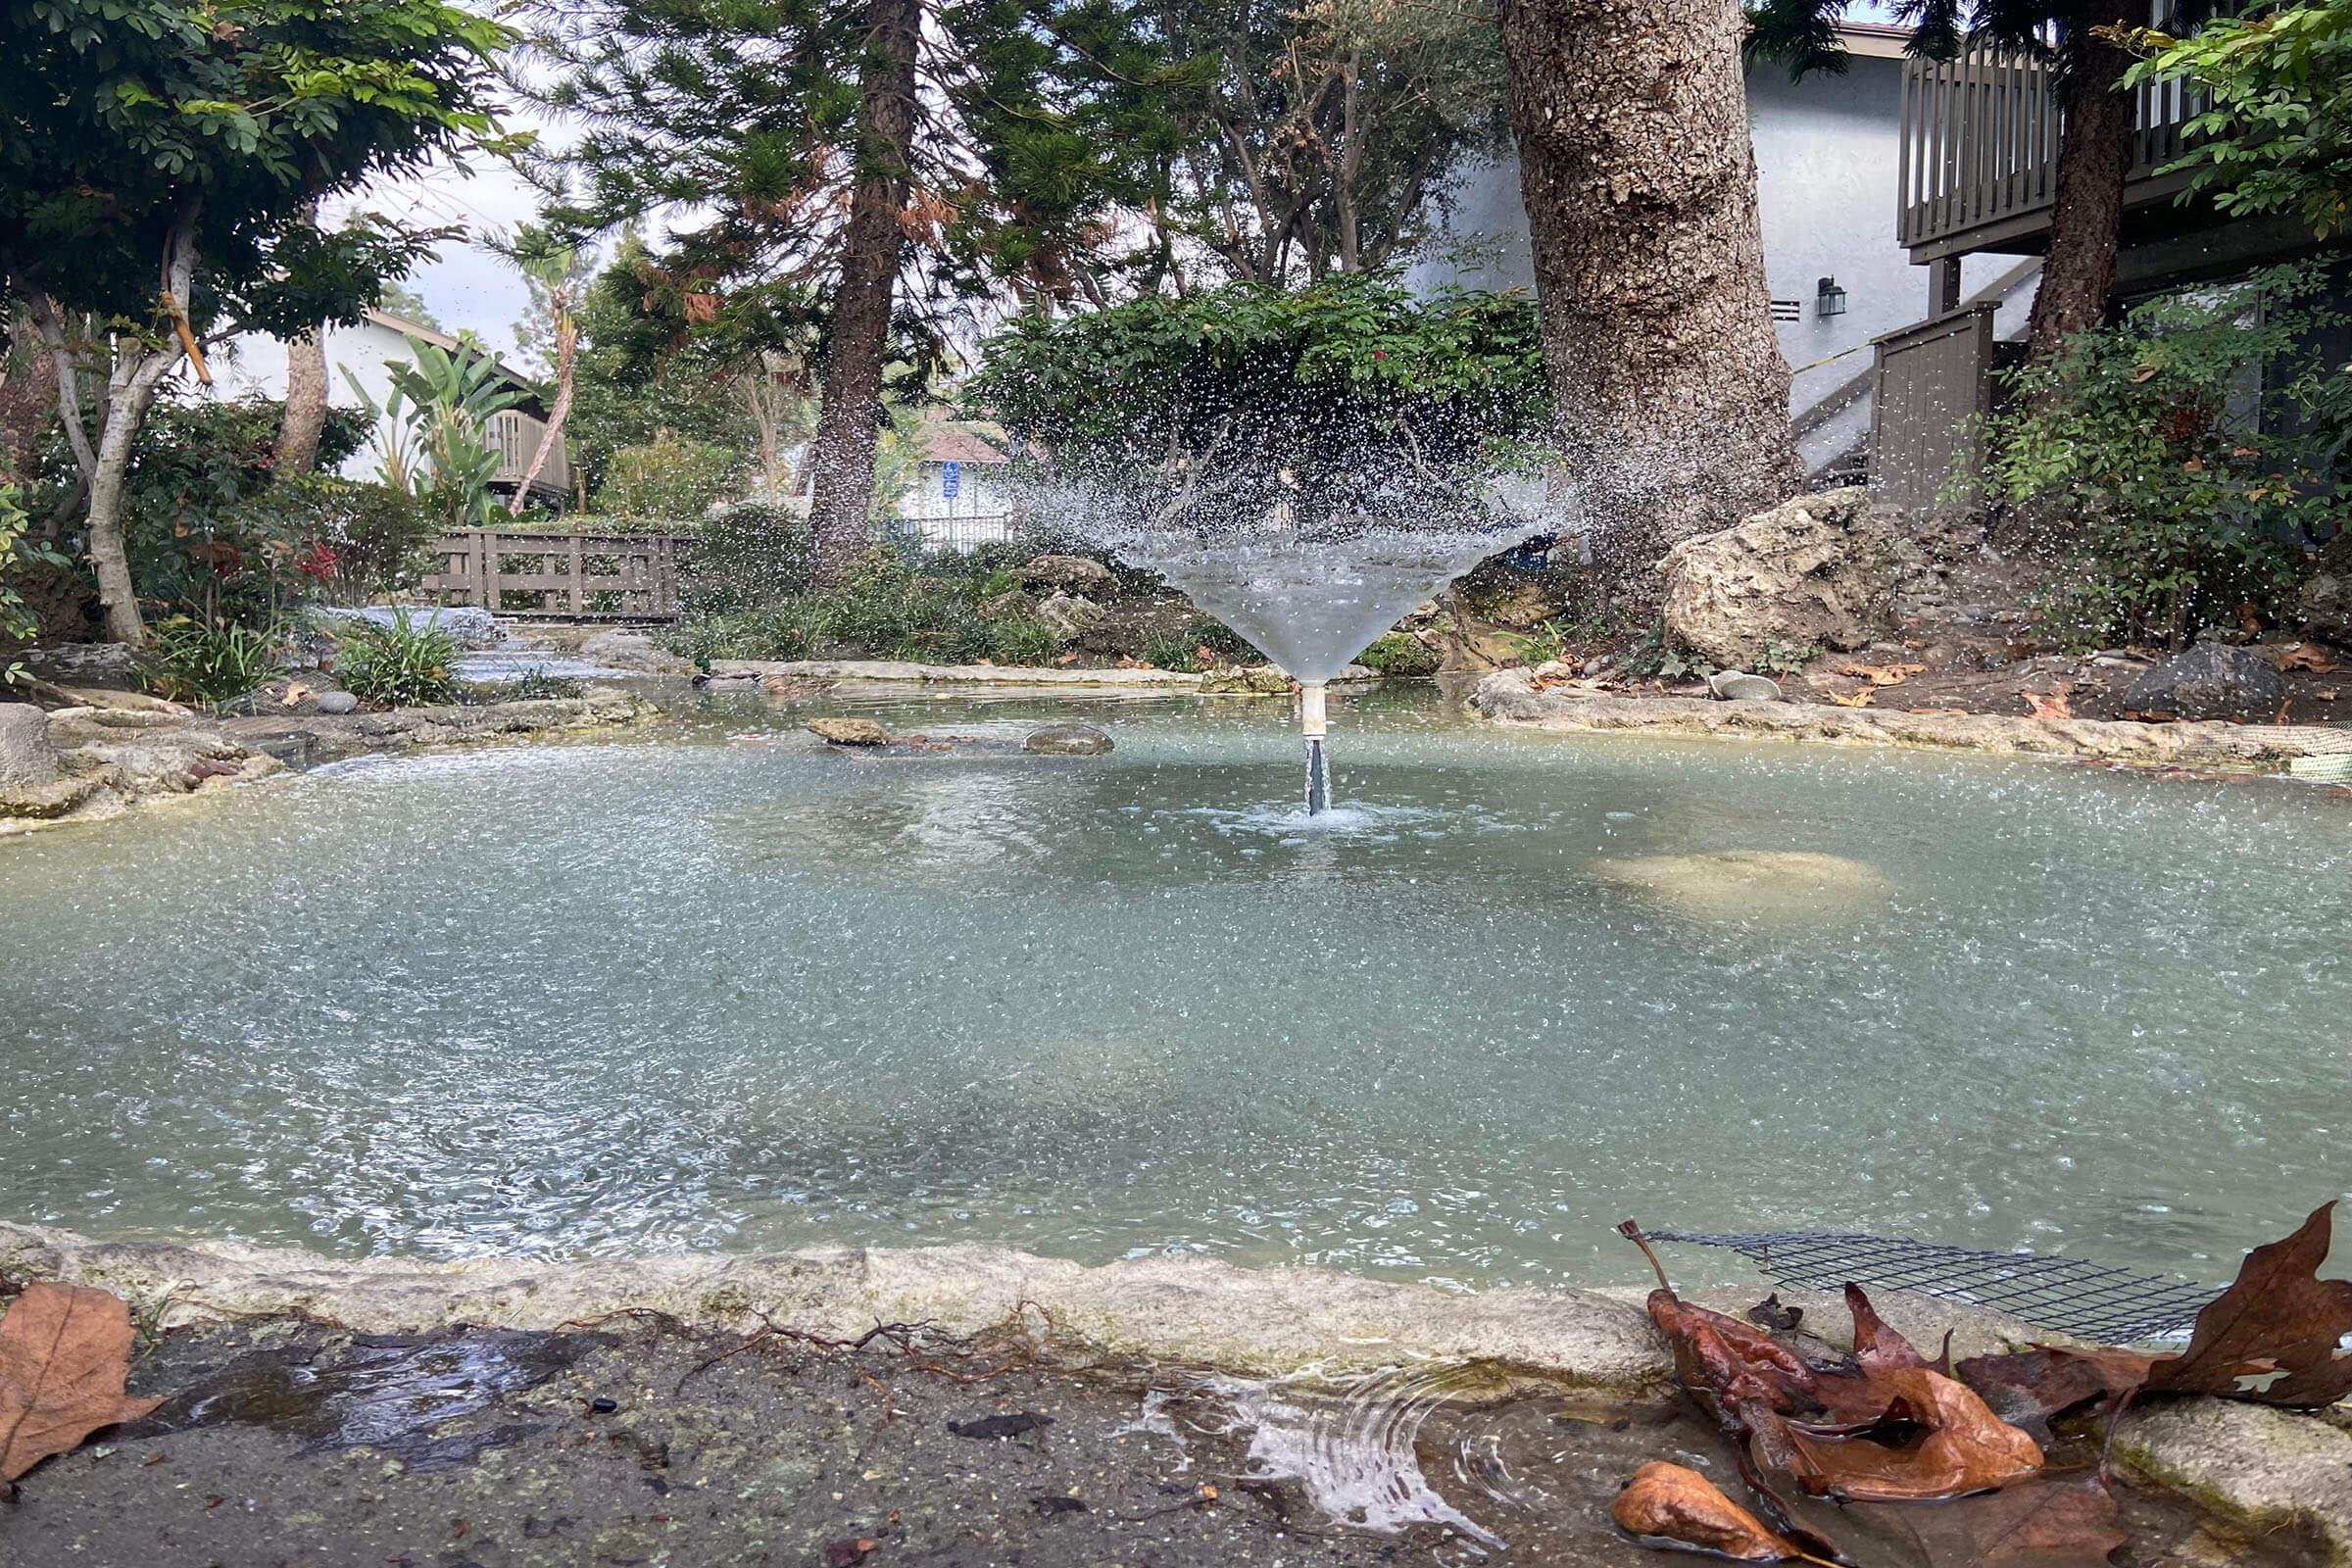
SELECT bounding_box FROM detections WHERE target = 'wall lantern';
[1816,276,1848,318]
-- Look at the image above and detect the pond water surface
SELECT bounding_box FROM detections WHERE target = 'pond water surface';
[5,684,2348,1292]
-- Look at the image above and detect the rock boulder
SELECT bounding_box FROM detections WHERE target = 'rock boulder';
[1018,555,1116,595]
[808,716,890,746]
[0,703,59,790]
[1023,723,1113,756]
[1033,593,1103,641]
[1660,488,1927,668]
[2122,640,2286,721]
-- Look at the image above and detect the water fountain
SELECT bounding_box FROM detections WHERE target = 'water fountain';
[1073,510,1550,813]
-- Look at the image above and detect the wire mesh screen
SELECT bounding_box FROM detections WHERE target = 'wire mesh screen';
[1644,1228,2220,1345]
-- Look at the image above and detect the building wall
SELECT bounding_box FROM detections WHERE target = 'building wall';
[1409,60,2035,466]
[207,318,429,485]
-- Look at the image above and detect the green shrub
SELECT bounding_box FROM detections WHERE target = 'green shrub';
[334,610,462,707]
[145,617,286,708]
[595,430,742,518]
[662,548,1055,665]
[680,500,816,612]
[508,666,587,701]
[982,614,1060,666]
[316,480,440,602]
[1185,618,1261,662]
[1356,630,1441,676]
[1139,633,1202,672]
[1978,262,2348,648]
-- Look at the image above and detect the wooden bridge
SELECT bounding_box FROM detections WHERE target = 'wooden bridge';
[421,530,690,621]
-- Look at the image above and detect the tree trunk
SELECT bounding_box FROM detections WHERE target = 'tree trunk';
[84,361,167,645]
[509,304,575,514]
[0,311,59,484]
[2026,13,2136,359]
[1497,0,1801,580]
[275,327,330,475]
[805,0,920,588]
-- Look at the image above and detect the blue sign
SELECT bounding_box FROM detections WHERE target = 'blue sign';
[941,461,961,500]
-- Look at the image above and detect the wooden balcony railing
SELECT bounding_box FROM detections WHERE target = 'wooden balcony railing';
[1897,38,2199,260]
[487,409,569,499]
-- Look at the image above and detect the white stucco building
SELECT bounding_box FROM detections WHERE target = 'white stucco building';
[208,310,570,506]
[1409,23,2041,478]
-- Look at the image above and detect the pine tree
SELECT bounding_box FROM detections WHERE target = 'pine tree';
[538,0,1182,583]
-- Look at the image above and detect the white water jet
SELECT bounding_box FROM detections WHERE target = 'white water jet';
[1072,508,1552,812]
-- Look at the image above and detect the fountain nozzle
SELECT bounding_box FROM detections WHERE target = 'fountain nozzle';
[1300,681,1331,814]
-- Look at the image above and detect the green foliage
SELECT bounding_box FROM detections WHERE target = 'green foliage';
[1753,636,1820,678]
[1356,630,1442,676]
[680,500,817,613]
[1500,618,1572,666]
[351,337,526,529]
[504,666,587,701]
[315,481,440,602]
[333,609,462,707]
[120,395,370,627]
[1139,633,1202,672]
[144,616,285,708]
[972,273,1550,532]
[1185,618,1262,662]
[2120,1,2352,239]
[1,0,511,334]
[1977,263,2348,647]
[597,431,744,520]
[1,483,71,681]
[1625,624,1716,681]
[664,549,1071,666]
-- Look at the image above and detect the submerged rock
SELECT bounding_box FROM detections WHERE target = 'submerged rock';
[1706,670,1783,703]
[1200,665,1291,696]
[1589,849,1891,922]
[2121,641,2285,721]
[808,716,890,746]
[1661,488,1929,668]
[1023,723,1112,756]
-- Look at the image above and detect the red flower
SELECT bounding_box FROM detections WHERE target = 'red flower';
[295,541,341,580]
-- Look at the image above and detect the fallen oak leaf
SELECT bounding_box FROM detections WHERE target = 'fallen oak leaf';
[2278,643,2339,674]
[1954,1347,2155,1436]
[0,1282,165,1485]
[1746,1295,1803,1333]
[1775,1366,2043,1501]
[1824,688,1875,708]
[1610,1461,1830,1563]
[1838,662,1925,687]
[2024,685,2073,719]
[2144,1200,2352,1407]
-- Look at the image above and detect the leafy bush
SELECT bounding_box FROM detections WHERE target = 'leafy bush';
[2,482,72,681]
[971,273,1551,537]
[662,548,1073,665]
[680,500,817,613]
[144,617,286,708]
[508,666,587,700]
[318,480,441,602]
[1977,264,2349,647]
[1185,617,1261,662]
[1139,633,1202,672]
[1356,630,1441,676]
[596,430,743,518]
[121,396,372,628]
[334,610,462,707]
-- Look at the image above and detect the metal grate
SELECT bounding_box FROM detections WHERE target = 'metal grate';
[1645,1228,2221,1346]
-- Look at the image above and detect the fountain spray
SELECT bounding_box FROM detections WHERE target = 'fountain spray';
[1299,680,1330,813]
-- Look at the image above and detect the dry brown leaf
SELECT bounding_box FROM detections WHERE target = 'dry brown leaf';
[2278,644,2340,674]
[1955,1346,2155,1433]
[1610,1461,1813,1562]
[1838,662,1926,688]
[2146,1200,2352,1406]
[1054,651,1079,666]
[1843,1282,1931,1378]
[1771,1366,2043,1501]
[2024,685,2073,719]
[0,1282,164,1484]
[280,682,311,707]
[1825,688,1875,708]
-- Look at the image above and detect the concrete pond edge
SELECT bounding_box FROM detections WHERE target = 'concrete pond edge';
[4,1223,2348,1558]
[1471,668,2352,775]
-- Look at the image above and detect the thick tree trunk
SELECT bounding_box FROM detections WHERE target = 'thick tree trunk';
[2026,15,2136,359]
[1497,0,1801,580]
[509,307,575,514]
[84,363,168,645]
[275,327,330,475]
[805,0,919,588]
[1,312,59,483]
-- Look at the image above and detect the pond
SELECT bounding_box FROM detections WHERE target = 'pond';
[5,684,2348,1293]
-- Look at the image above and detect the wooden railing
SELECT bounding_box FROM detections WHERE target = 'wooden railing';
[487,410,569,499]
[1897,39,2199,259]
[421,530,687,619]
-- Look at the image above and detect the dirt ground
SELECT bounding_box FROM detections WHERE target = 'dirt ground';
[0,1314,2322,1568]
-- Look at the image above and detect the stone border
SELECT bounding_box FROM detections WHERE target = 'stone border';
[1472,670,2351,773]
[712,658,1208,686]
[7,1222,2347,1556]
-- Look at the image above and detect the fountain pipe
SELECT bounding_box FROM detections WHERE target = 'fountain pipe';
[1300,680,1330,814]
